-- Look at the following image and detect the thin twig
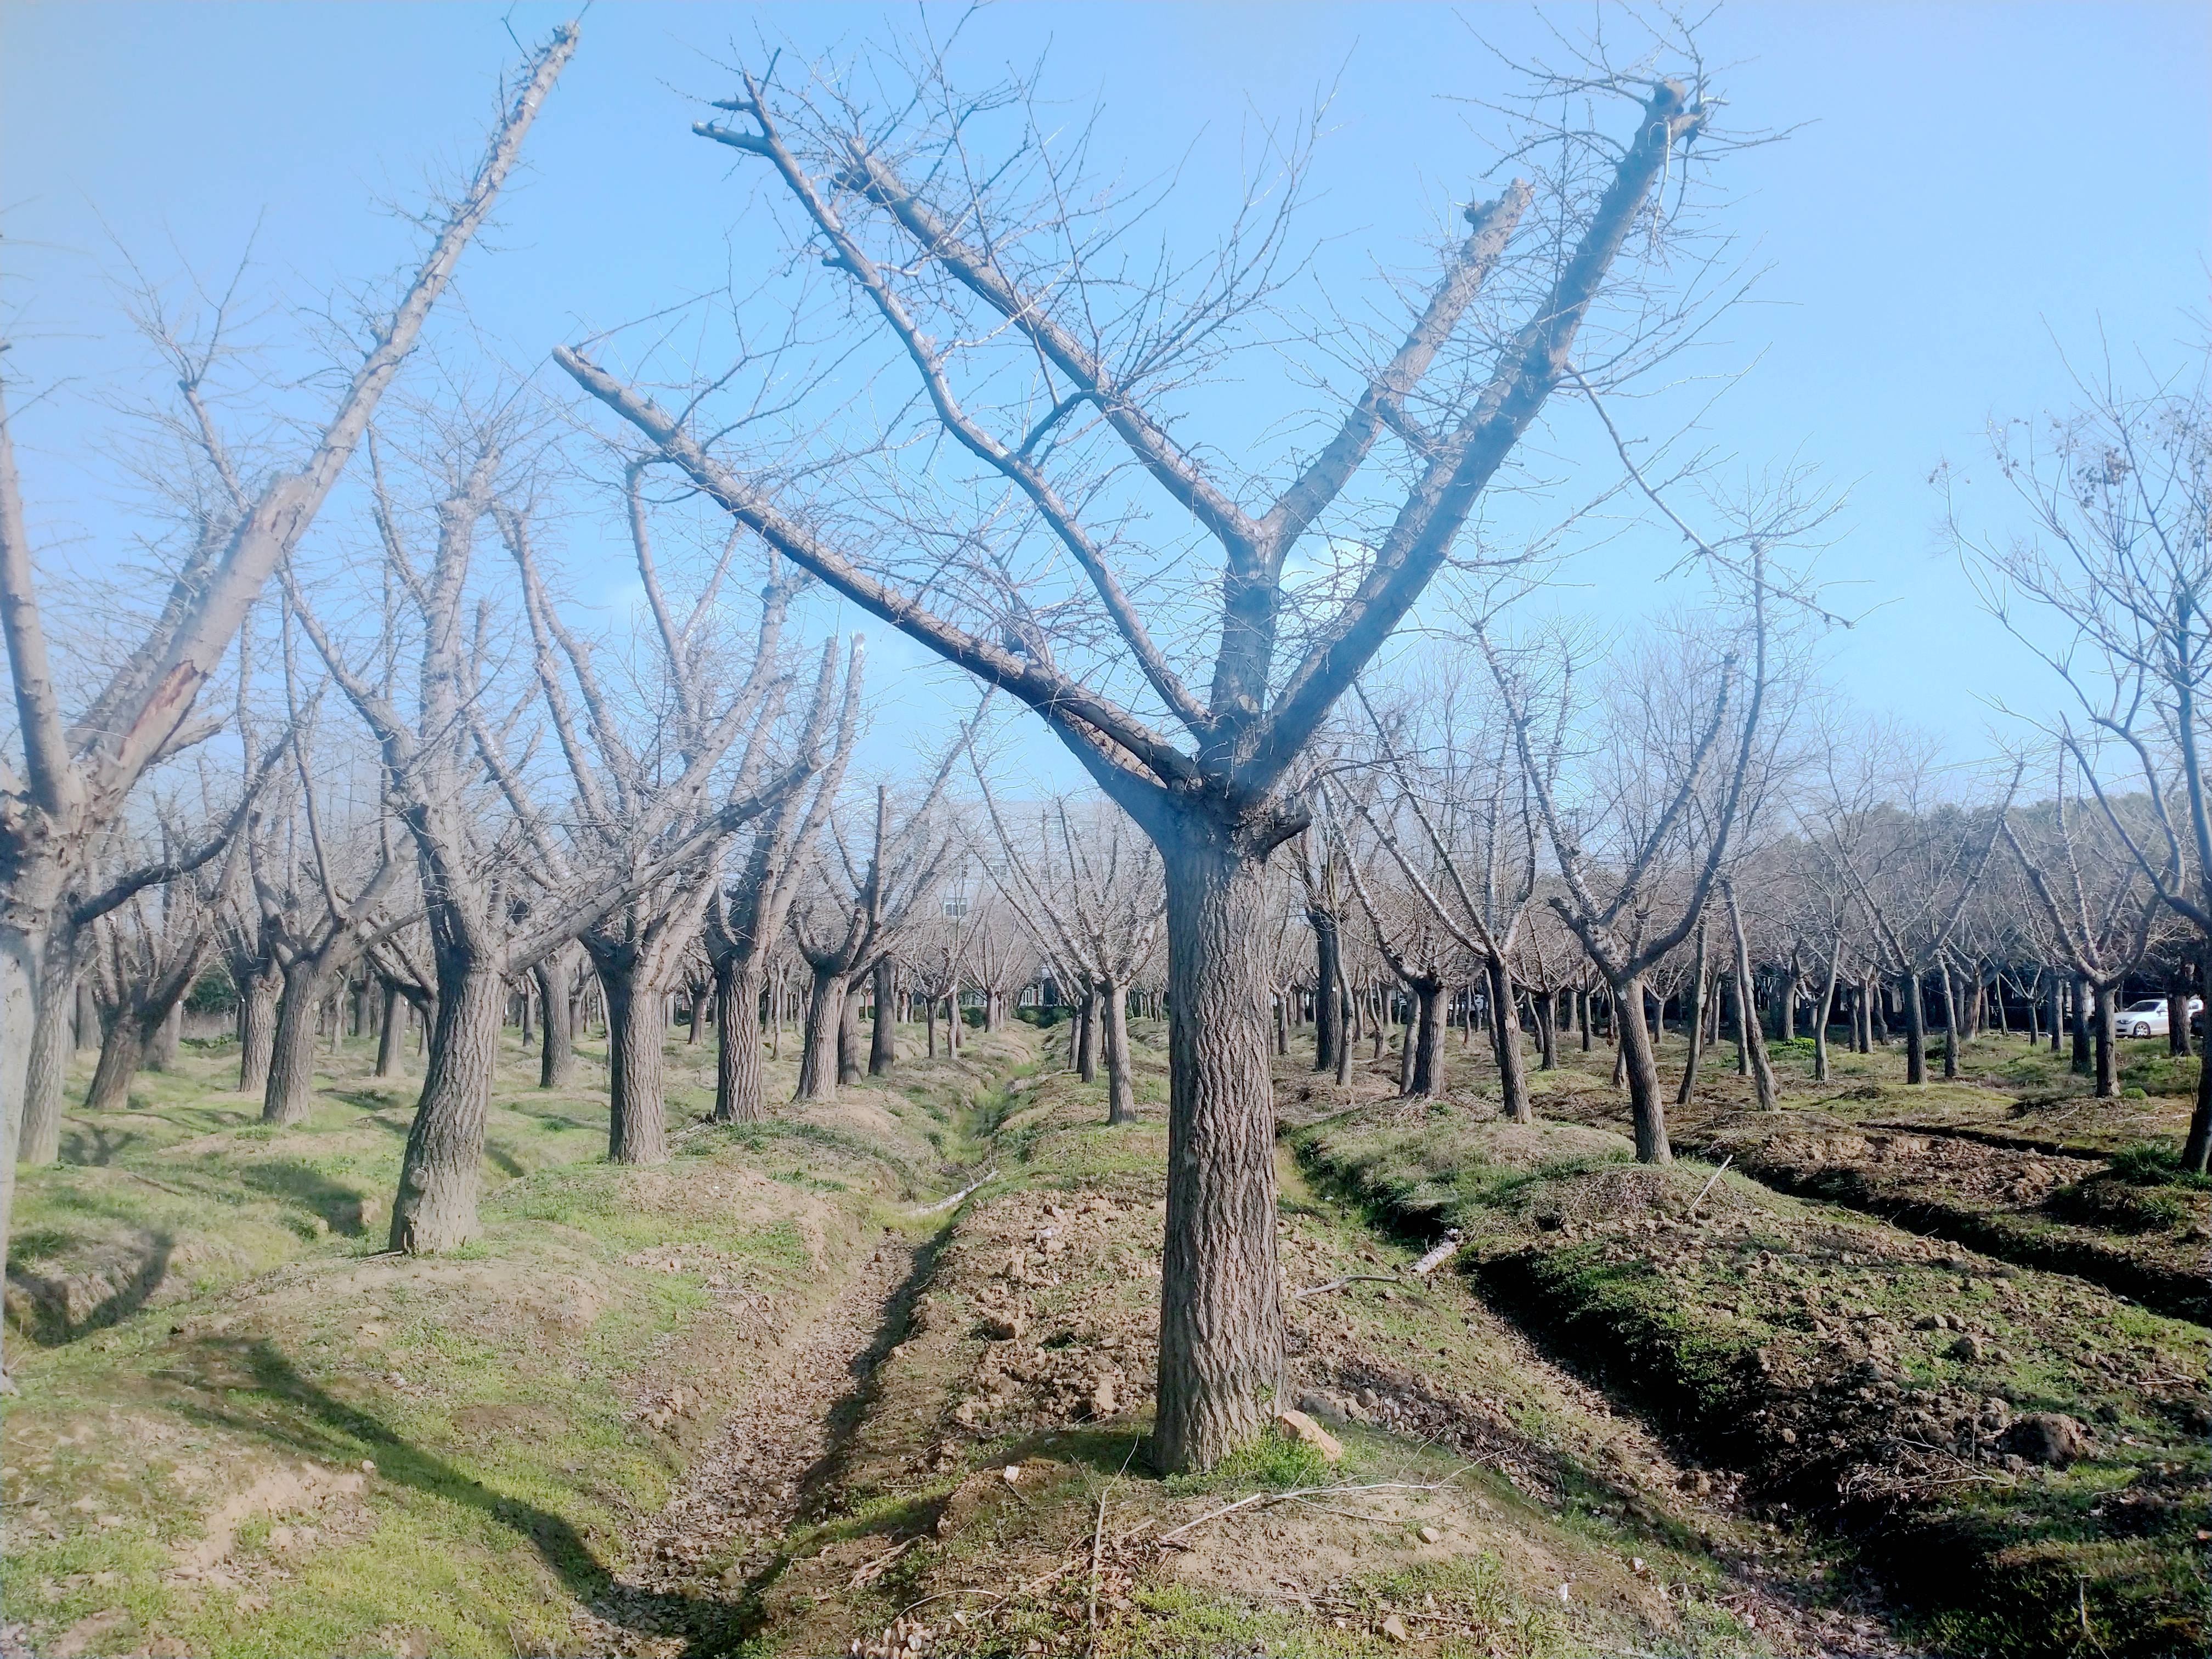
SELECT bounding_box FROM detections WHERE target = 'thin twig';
[1685,1154,1733,1217]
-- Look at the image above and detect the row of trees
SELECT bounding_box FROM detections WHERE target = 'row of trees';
[5,18,2203,1476]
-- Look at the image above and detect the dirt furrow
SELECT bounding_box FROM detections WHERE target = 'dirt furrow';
[574,1232,933,1656]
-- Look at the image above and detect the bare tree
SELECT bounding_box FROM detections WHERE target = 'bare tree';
[557,24,1722,1466]
[0,24,574,1378]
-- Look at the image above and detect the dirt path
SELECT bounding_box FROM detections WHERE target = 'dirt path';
[574,1233,931,1656]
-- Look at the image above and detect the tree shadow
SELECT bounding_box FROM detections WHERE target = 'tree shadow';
[5,1231,174,1345]
[58,1121,145,1166]
[238,1160,370,1237]
[176,1339,747,1650]
[481,1141,528,1178]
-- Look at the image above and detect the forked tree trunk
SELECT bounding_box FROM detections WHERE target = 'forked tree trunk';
[795,968,845,1101]
[868,956,897,1076]
[263,958,328,1126]
[1102,978,1135,1126]
[712,956,766,1123]
[600,963,669,1164]
[1615,973,1671,1164]
[1152,836,1283,1476]
[390,956,503,1254]
[1485,959,1528,1122]
[1901,971,1928,1085]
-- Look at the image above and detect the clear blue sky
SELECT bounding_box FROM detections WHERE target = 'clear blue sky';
[3,2,2206,787]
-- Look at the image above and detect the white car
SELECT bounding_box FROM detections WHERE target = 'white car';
[2117,997,2201,1039]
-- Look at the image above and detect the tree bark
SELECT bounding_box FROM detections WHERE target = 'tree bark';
[868,955,898,1076]
[602,964,669,1164]
[389,954,503,1254]
[1725,885,1777,1109]
[85,1017,146,1113]
[1484,959,1527,1122]
[1813,934,1844,1084]
[531,952,575,1087]
[150,998,184,1070]
[1412,978,1447,1098]
[19,928,77,1165]
[2092,981,2118,1100]
[837,981,866,1085]
[1152,837,1283,1476]
[1308,909,1343,1074]
[2168,960,2193,1058]
[263,957,327,1126]
[2047,970,2063,1054]
[713,956,766,1123]
[1617,973,1671,1163]
[796,968,845,1101]
[236,961,279,1095]
[374,981,403,1077]
[2070,975,2092,1074]
[1102,978,1135,1126]
[1903,970,1928,1085]
[2184,943,2212,1173]
[1676,913,1708,1107]
[1938,961,1961,1080]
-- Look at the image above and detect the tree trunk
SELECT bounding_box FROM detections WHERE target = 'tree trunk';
[237,962,280,1095]
[1615,973,1671,1164]
[86,1014,146,1113]
[2047,971,2063,1054]
[1102,979,1135,1126]
[1484,959,1527,1121]
[389,955,503,1254]
[2183,941,2212,1173]
[374,981,403,1077]
[601,963,669,1165]
[1676,914,1708,1107]
[2070,975,2092,1074]
[532,953,575,1087]
[150,998,184,1070]
[263,957,327,1126]
[1412,978,1448,1098]
[2168,960,2193,1058]
[712,956,766,1123]
[2092,981,2118,1100]
[837,981,865,1085]
[1077,990,1101,1083]
[19,928,78,1165]
[796,968,845,1101]
[924,992,938,1058]
[1726,887,1778,1109]
[1904,970,1927,1085]
[1577,986,1592,1052]
[1813,934,1844,1084]
[1309,910,1342,1074]
[1938,961,1961,1080]
[868,955,898,1076]
[1151,836,1283,1476]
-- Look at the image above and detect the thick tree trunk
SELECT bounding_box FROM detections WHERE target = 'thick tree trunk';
[601,963,669,1165]
[1151,836,1283,1476]
[713,956,766,1123]
[531,953,574,1088]
[1412,978,1447,1098]
[389,955,503,1254]
[1577,986,1592,1052]
[19,928,77,1165]
[868,956,898,1077]
[1904,970,1928,1085]
[1077,990,1101,1083]
[1484,959,1527,1121]
[1615,973,1671,1163]
[2092,981,2118,1099]
[86,1015,146,1113]
[1102,979,1135,1126]
[2168,960,2193,1058]
[1534,988,1559,1071]
[796,968,845,1102]
[837,981,865,1085]
[1309,910,1342,1074]
[75,974,99,1053]
[236,963,279,1095]
[150,998,183,1070]
[263,958,327,1126]
[374,981,403,1077]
